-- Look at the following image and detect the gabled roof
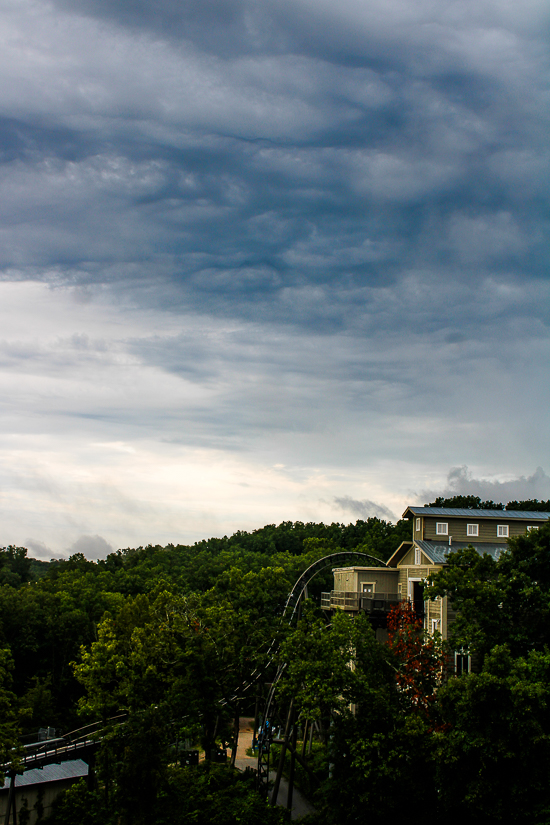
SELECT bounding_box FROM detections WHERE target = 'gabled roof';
[415,539,507,565]
[403,506,550,521]
[386,541,413,568]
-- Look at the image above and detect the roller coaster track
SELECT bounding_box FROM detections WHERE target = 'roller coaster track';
[2,551,385,814]
[255,550,388,795]
[2,715,128,774]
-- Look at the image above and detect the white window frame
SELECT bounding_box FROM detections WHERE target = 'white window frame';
[415,517,421,532]
[497,524,509,538]
[431,619,440,634]
[414,548,422,565]
[467,523,479,536]
[408,578,423,599]
[436,522,448,535]
[454,649,471,676]
[527,525,539,532]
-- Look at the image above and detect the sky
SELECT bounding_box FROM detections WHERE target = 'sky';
[0,0,549,559]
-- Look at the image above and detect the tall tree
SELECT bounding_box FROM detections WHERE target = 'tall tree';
[424,521,550,659]
[434,646,550,825]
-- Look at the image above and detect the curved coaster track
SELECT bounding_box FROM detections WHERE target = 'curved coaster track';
[255,551,388,803]
[2,551,386,821]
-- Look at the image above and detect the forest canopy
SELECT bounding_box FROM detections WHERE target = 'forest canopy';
[2,509,550,824]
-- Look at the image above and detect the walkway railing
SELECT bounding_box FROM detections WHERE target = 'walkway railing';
[321,590,401,612]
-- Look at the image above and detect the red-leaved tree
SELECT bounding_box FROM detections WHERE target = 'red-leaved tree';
[386,602,447,725]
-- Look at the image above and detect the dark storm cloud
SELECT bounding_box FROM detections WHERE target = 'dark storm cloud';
[68,534,114,559]
[334,495,396,521]
[0,0,548,339]
[0,0,548,537]
[23,539,54,560]
[422,466,550,506]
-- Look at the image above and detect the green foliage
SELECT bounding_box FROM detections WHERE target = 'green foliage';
[0,647,22,782]
[329,711,434,825]
[158,764,287,825]
[505,499,550,511]
[279,606,393,725]
[13,511,550,825]
[425,522,550,659]
[44,779,111,825]
[426,494,550,512]
[435,647,550,825]
[0,568,126,729]
[0,546,32,587]
[268,740,327,800]
[427,494,505,509]
[279,606,439,824]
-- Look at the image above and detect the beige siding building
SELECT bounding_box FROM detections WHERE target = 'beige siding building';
[324,506,550,665]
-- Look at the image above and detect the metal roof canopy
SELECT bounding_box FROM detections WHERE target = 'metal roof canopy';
[415,539,508,565]
[0,760,88,791]
[403,506,550,520]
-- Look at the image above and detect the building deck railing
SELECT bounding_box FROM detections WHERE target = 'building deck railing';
[321,591,424,617]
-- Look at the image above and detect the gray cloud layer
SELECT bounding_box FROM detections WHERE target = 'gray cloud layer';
[422,466,550,506]
[0,0,548,552]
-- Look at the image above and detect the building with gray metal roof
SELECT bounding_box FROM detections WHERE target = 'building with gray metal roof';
[324,505,548,673]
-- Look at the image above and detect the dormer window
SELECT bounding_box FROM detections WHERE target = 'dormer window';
[436,522,448,535]
[497,525,509,538]
[467,523,479,536]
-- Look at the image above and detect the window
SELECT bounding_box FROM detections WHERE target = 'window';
[415,517,421,532]
[362,583,374,595]
[414,548,422,565]
[497,524,509,538]
[527,525,539,532]
[398,583,403,595]
[431,619,440,634]
[467,523,479,536]
[455,649,470,676]
[436,522,448,535]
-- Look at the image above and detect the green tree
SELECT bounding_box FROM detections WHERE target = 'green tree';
[505,499,550,511]
[44,779,111,825]
[426,495,504,509]
[425,522,550,660]
[435,646,550,825]
[0,546,32,587]
[0,648,22,784]
[75,568,292,824]
[158,764,287,825]
[278,607,436,824]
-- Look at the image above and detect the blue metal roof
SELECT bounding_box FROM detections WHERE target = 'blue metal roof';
[0,760,88,790]
[404,506,550,520]
[416,539,507,565]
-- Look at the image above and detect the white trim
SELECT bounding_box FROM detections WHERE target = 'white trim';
[408,577,422,599]
[497,524,509,537]
[454,649,471,676]
[436,522,448,535]
[414,547,422,565]
[467,523,479,536]
[415,517,421,532]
